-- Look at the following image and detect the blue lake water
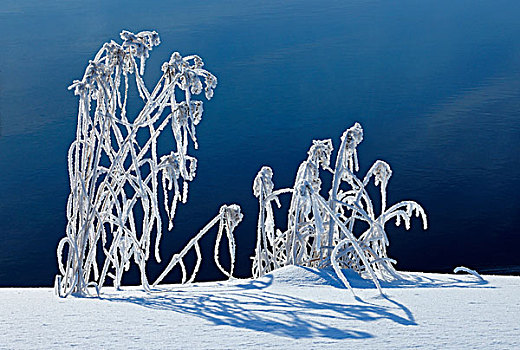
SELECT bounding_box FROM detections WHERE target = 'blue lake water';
[0,0,519,286]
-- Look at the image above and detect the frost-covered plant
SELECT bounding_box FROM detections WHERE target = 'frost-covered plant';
[55,30,240,297]
[153,204,243,286]
[252,123,427,295]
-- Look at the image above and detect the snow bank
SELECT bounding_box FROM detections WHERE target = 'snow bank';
[259,265,345,288]
[2,267,519,349]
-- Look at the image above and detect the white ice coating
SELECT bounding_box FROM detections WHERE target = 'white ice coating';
[55,31,241,297]
[252,123,428,295]
[454,266,485,281]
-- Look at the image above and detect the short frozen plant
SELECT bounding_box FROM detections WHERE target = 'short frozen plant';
[252,123,427,295]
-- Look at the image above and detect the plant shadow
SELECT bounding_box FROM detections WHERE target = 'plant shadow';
[296,267,492,290]
[106,274,419,340]
[104,268,491,340]
[349,270,489,290]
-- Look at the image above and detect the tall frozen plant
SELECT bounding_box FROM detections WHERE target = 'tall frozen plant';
[55,30,239,297]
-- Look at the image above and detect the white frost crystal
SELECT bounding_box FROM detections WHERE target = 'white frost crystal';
[252,123,428,295]
[55,31,241,297]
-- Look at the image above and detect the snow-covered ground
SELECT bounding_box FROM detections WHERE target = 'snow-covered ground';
[1,266,519,349]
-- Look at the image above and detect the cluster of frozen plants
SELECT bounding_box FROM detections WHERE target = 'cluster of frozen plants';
[55,30,427,298]
[252,123,428,295]
[55,30,242,297]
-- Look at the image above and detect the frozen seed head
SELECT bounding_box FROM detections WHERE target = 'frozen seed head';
[342,122,363,154]
[253,166,275,198]
[308,139,333,170]
[372,160,392,188]
[222,204,244,231]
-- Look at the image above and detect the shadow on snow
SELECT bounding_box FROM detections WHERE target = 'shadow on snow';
[106,275,418,340]
[102,268,489,340]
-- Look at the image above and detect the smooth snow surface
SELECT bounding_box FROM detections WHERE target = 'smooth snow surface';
[2,266,519,349]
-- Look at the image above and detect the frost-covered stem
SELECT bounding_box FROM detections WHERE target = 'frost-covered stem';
[255,195,266,277]
[330,239,356,294]
[332,199,373,225]
[153,205,241,286]
[288,196,301,265]
[454,266,484,281]
[313,191,383,295]
[326,137,347,261]
[264,188,294,202]
[153,214,219,285]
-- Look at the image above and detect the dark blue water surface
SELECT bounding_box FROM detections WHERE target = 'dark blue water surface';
[1,1,519,286]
